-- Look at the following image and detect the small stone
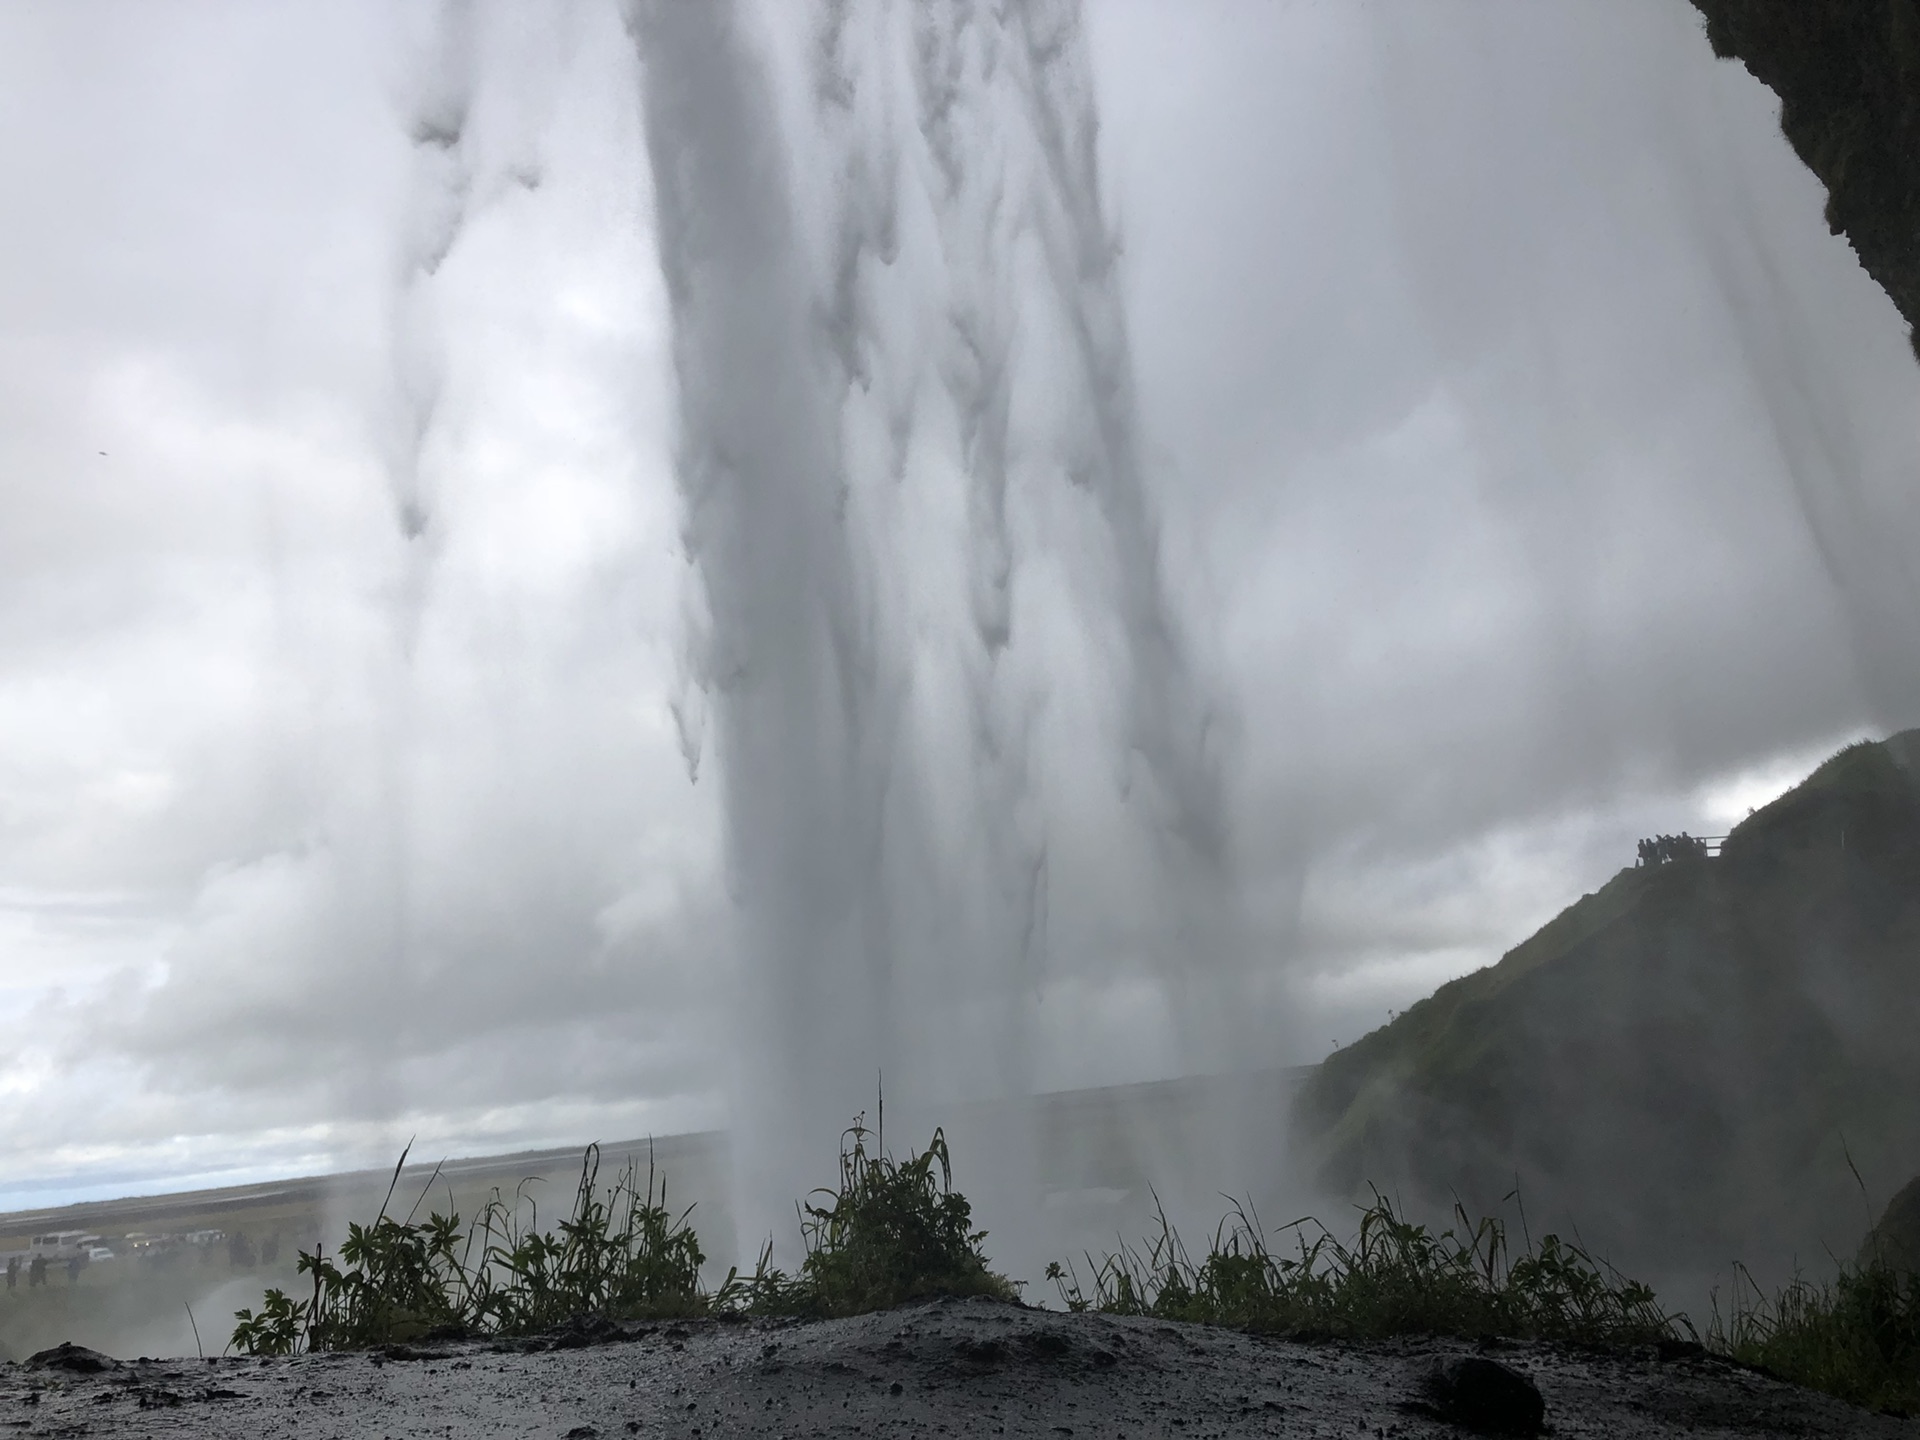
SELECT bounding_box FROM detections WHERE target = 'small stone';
[26,1342,120,1374]
[1422,1356,1545,1437]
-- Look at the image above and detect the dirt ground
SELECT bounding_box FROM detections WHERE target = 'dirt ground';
[6,1295,1913,1439]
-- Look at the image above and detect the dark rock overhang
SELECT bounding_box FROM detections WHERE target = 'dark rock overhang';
[1688,0,1920,360]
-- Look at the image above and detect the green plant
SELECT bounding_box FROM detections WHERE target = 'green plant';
[471,1142,708,1332]
[1710,1258,1920,1414]
[232,1141,712,1355]
[232,1116,1012,1355]
[775,1114,1015,1317]
[229,1285,306,1357]
[233,1145,481,1354]
[1046,1189,1677,1347]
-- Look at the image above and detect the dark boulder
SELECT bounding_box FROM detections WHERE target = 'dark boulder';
[26,1342,120,1374]
[1421,1356,1545,1436]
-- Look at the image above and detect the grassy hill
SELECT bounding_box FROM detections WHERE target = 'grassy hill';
[1294,731,1920,1284]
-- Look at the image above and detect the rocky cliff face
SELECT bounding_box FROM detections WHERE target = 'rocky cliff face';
[1866,1173,1920,1271]
[1688,0,1920,360]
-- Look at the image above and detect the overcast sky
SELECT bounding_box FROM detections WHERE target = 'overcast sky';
[0,0,1914,1211]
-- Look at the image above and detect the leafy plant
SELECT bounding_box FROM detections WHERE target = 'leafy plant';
[469,1143,708,1332]
[235,1145,472,1355]
[232,1141,710,1355]
[777,1114,1014,1317]
[229,1285,305,1357]
[232,1115,1010,1355]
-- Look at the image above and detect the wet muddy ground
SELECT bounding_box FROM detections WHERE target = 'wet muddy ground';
[7,1295,1913,1438]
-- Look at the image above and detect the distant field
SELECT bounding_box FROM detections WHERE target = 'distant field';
[0,1070,1309,1360]
[0,1131,732,1260]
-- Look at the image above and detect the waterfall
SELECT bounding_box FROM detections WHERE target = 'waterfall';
[629,0,1238,1247]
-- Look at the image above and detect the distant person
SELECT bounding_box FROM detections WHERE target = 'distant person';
[66,1254,82,1285]
[28,1254,46,1289]
[4,1256,15,1291]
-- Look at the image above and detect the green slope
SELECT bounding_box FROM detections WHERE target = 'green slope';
[1294,731,1920,1280]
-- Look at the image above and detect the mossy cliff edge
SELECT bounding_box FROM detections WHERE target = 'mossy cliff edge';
[1688,0,1920,359]
[1295,731,1920,1280]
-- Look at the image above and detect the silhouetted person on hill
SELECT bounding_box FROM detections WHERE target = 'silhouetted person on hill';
[1643,832,1714,865]
[1640,832,1712,866]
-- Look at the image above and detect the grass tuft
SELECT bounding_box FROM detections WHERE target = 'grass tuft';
[1710,1258,1920,1415]
[724,1115,1015,1318]
[1045,1188,1678,1347]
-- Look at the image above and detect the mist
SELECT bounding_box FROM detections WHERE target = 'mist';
[0,0,1913,1295]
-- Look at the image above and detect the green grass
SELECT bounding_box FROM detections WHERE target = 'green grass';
[233,1142,708,1354]
[232,1115,1011,1354]
[1045,1188,1677,1347]
[1711,1258,1920,1415]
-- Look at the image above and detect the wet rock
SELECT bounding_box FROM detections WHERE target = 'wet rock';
[953,1335,1008,1365]
[1422,1355,1546,1436]
[548,1315,621,1350]
[1688,0,1920,360]
[1864,1173,1920,1272]
[1019,1329,1071,1359]
[25,1341,120,1374]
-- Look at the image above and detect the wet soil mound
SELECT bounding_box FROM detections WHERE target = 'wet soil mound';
[2,1297,1912,1438]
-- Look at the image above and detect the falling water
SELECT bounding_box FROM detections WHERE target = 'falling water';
[339,0,478,1134]
[387,0,475,560]
[344,0,572,1140]
[630,0,1239,1248]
